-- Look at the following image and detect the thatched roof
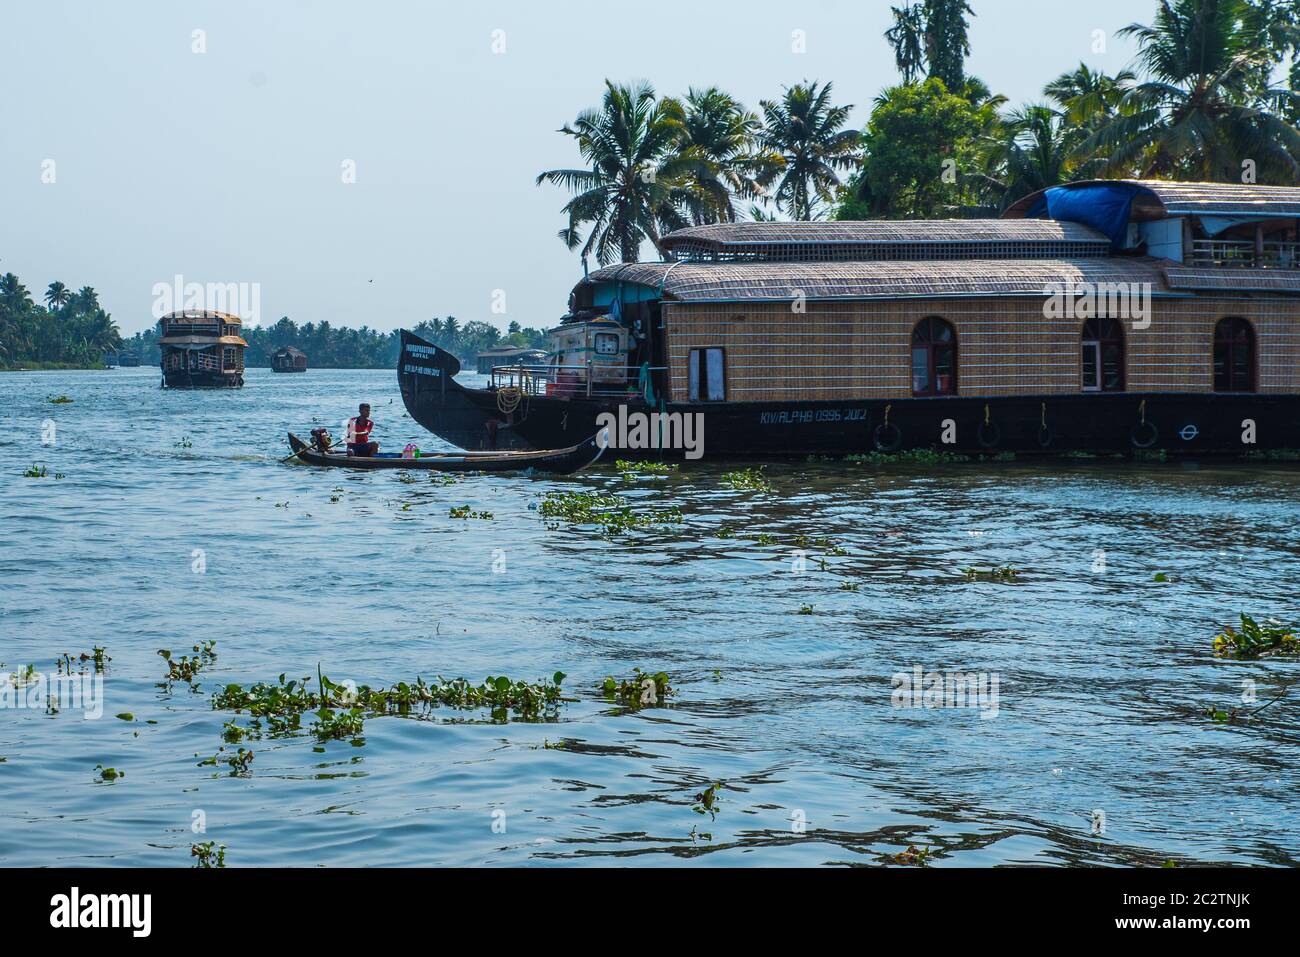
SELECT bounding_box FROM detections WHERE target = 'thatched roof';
[582,258,1176,302]
[1164,267,1300,293]
[661,219,1109,262]
[159,335,248,347]
[158,310,243,325]
[1004,179,1300,220]
[272,346,306,357]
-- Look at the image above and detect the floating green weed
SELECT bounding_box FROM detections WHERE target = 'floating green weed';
[311,706,366,742]
[175,436,192,449]
[962,565,1019,583]
[848,449,970,464]
[721,466,771,491]
[1213,614,1299,659]
[199,747,254,775]
[23,464,48,478]
[191,841,226,868]
[46,394,73,404]
[539,490,680,536]
[214,668,569,727]
[449,505,493,520]
[8,664,37,687]
[616,459,678,481]
[94,765,122,783]
[599,668,672,708]
[158,641,217,689]
[839,582,861,592]
[891,845,931,866]
[798,604,814,614]
[692,782,724,820]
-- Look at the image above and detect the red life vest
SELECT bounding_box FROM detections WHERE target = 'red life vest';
[348,417,373,444]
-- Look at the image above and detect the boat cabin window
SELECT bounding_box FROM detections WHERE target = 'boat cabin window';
[688,347,726,401]
[1213,317,1255,392]
[911,317,957,396]
[1081,317,1125,392]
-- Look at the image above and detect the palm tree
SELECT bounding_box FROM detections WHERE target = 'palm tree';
[980,105,1079,211]
[0,272,31,312]
[537,80,698,264]
[44,281,71,311]
[1045,63,1137,127]
[885,5,927,84]
[660,87,782,224]
[1083,0,1300,180]
[758,82,861,220]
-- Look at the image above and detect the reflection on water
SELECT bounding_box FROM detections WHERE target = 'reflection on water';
[1,367,1297,866]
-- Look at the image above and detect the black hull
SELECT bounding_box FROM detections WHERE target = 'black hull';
[398,331,1300,459]
[162,369,243,389]
[271,367,307,374]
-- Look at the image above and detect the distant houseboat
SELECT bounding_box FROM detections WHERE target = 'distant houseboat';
[475,346,547,375]
[271,346,308,373]
[400,179,1300,459]
[159,311,246,388]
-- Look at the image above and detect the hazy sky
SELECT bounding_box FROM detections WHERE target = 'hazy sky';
[0,0,1145,336]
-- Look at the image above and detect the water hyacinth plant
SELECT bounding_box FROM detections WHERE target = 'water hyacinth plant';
[721,466,771,492]
[191,841,226,868]
[158,641,217,689]
[213,668,570,729]
[599,668,673,708]
[962,565,1019,583]
[538,490,681,536]
[1213,614,1299,659]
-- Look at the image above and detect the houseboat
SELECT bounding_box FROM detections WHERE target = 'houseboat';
[159,310,246,388]
[399,179,1300,459]
[271,345,308,373]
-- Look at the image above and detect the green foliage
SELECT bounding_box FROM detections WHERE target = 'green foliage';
[757,81,860,220]
[692,782,724,820]
[157,641,217,689]
[720,466,772,491]
[0,275,120,369]
[599,668,673,708]
[538,490,682,535]
[845,78,990,219]
[1214,614,1299,659]
[191,842,226,868]
[94,765,123,783]
[846,448,971,464]
[213,669,570,727]
[448,505,493,520]
[962,565,1019,582]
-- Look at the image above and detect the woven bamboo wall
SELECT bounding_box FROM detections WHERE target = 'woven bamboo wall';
[662,297,1300,401]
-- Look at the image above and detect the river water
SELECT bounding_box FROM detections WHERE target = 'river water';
[1,366,1297,866]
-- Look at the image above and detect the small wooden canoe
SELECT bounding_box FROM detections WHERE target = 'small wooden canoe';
[286,430,607,474]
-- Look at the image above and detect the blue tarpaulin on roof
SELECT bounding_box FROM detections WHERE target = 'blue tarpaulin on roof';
[1025,184,1139,250]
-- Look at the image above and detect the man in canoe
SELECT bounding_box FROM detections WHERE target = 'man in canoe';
[345,403,379,456]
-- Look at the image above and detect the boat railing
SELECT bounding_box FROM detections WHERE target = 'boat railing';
[1188,239,1300,269]
[489,363,667,399]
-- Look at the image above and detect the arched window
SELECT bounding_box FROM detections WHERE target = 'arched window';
[1081,317,1125,392]
[1214,318,1255,392]
[911,317,957,396]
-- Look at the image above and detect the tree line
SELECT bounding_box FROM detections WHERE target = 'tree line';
[539,0,1300,261]
[118,315,549,369]
[0,276,122,369]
